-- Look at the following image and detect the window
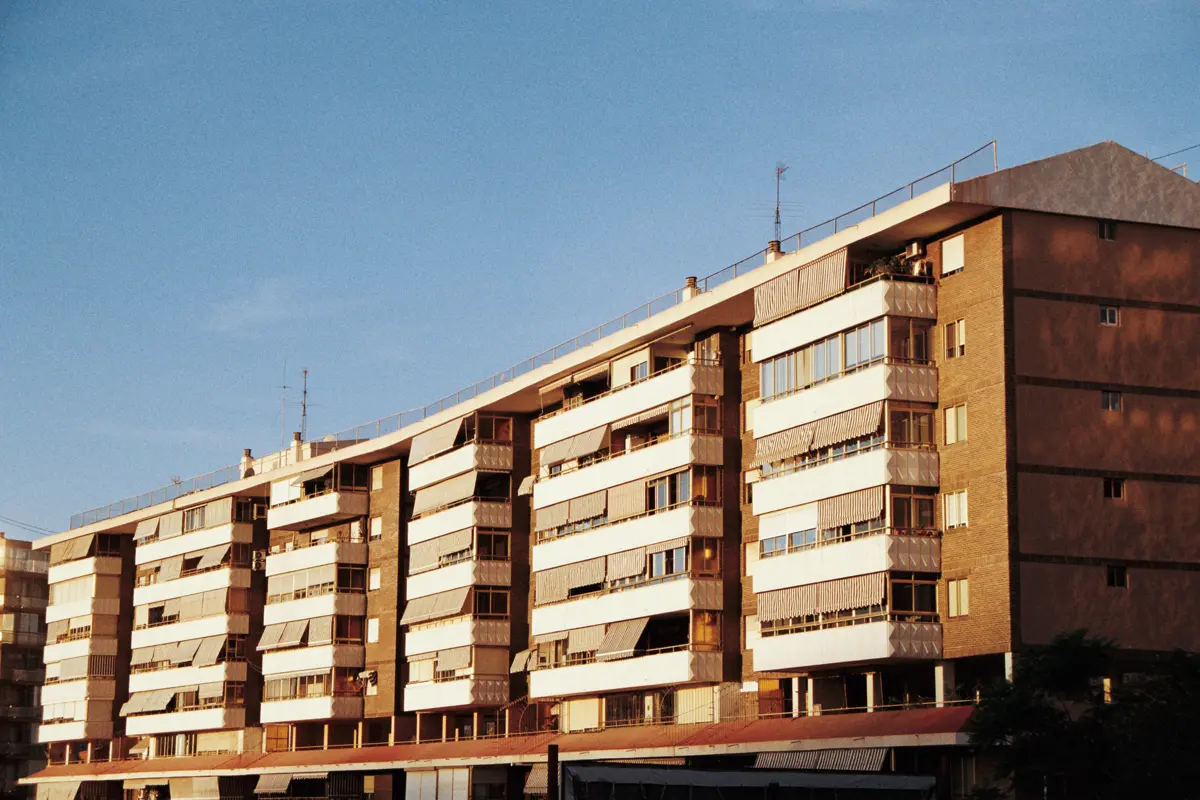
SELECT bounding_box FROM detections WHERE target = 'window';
[477,531,509,560]
[693,538,720,574]
[368,569,381,591]
[891,485,936,531]
[944,490,968,529]
[369,517,382,541]
[945,404,967,445]
[945,319,966,359]
[942,234,965,276]
[1098,220,1117,241]
[647,470,691,511]
[692,611,721,649]
[890,573,938,618]
[264,725,290,753]
[335,615,363,643]
[889,317,932,363]
[1103,477,1125,499]
[630,361,649,383]
[183,506,206,533]
[474,586,509,617]
[1100,305,1120,326]
[366,618,379,643]
[1102,390,1122,411]
[371,466,384,491]
[1106,565,1127,588]
[947,578,970,617]
[337,566,366,592]
[843,320,887,373]
[889,406,934,447]
[649,546,687,579]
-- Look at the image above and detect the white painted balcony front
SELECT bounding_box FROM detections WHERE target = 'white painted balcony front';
[752,533,941,593]
[267,490,370,531]
[754,361,938,438]
[265,541,368,576]
[125,706,247,735]
[404,616,509,657]
[262,644,364,676]
[37,720,112,744]
[529,649,721,700]
[752,279,937,363]
[45,597,121,625]
[41,677,116,706]
[408,500,511,545]
[403,677,508,712]
[534,362,723,449]
[533,433,723,510]
[531,577,722,637]
[260,695,363,724]
[134,567,250,606]
[48,555,124,585]
[752,448,939,517]
[44,636,119,665]
[135,523,254,566]
[129,662,248,694]
[407,560,511,601]
[409,443,514,492]
[752,620,942,672]
[533,504,721,572]
[263,592,366,626]
[131,613,250,650]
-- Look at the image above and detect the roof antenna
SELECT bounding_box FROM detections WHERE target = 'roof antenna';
[279,360,289,451]
[301,368,309,442]
[774,162,789,242]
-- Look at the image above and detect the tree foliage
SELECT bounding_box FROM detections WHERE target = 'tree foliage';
[967,630,1200,799]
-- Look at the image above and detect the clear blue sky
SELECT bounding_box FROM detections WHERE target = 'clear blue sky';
[2,1,1197,537]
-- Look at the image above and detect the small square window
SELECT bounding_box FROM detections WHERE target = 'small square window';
[367,617,380,643]
[1106,565,1127,588]
[1103,477,1125,499]
[369,517,383,541]
[1102,390,1122,411]
[371,466,384,491]
[1098,220,1117,241]
[368,568,381,591]
[1100,306,1120,326]
[948,578,970,617]
[945,319,966,359]
[942,234,965,276]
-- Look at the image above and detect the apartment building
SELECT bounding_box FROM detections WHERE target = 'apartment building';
[23,141,1200,800]
[0,533,49,798]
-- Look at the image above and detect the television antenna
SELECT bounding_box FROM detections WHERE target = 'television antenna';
[301,368,309,442]
[774,162,789,241]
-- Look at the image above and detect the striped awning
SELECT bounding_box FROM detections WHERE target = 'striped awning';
[159,555,183,582]
[436,646,472,671]
[400,586,471,626]
[171,638,203,665]
[534,501,569,532]
[195,544,230,571]
[133,517,160,542]
[753,422,816,468]
[754,248,848,326]
[159,512,183,539]
[757,584,819,623]
[535,631,568,644]
[573,362,609,383]
[409,417,465,465]
[612,402,672,431]
[818,486,885,530]
[408,651,437,662]
[517,475,536,497]
[307,616,333,646]
[130,647,154,666]
[566,557,606,590]
[198,682,224,699]
[757,573,887,621]
[412,471,476,517]
[754,748,888,772]
[524,763,548,795]
[289,465,332,487]
[646,536,688,555]
[567,625,606,654]
[535,568,569,605]
[595,617,648,662]
[277,619,309,648]
[568,490,607,522]
[540,426,611,467]
[606,548,646,581]
[810,402,884,452]
[193,636,226,667]
[607,479,647,522]
[120,692,151,716]
[258,623,286,651]
[255,773,293,794]
[510,648,535,674]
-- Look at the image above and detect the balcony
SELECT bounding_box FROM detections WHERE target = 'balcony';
[752,278,937,363]
[1,594,47,611]
[408,500,511,546]
[133,566,251,606]
[753,447,939,517]
[530,648,721,700]
[534,361,723,449]
[37,720,113,744]
[262,644,364,676]
[262,592,366,626]
[131,613,250,650]
[135,523,254,566]
[44,636,119,664]
[42,677,116,705]
[404,616,510,657]
[266,540,369,576]
[45,597,121,625]
[534,504,721,572]
[533,432,723,510]
[407,559,511,601]
[129,662,248,694]
[125,706,247,735]
[753,531,941,593]
[532,577,722,637]
[260,695,363,724]
[753,619,942,672]
[267,490,369,531]
[48,555,123,585]
[403,677,508,712]
[409,442,514,492]
[754,359,938,438]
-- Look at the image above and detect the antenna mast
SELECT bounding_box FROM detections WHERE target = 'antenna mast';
[774,163,789,242]
[301,368,309,442]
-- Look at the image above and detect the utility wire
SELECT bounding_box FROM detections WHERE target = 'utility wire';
[1152,142,1200,161]
[0,514,57,536]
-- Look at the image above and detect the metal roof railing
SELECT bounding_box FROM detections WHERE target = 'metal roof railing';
[68,141,998,531]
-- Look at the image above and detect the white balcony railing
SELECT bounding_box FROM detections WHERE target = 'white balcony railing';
[752,619,942,672]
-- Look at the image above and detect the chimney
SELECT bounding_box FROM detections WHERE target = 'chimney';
[766,240,783,263]
[291,432,303,463]
[240,448,253,479]
[682,275,699,301]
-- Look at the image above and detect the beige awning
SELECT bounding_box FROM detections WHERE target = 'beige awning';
[193,636,226,667]
[646,537,688,555]
[408,651,437,662]
[133,518,160,542]
[128,738,151,756]
[120,692,151,716]
[754,248,848,326]
[258,623,286,651]
[130,647,154,666]
[606,548,646,581]
[811,401,884,452]
[255,773,293,794]
[596,617,648,662]
[436,646,472,671]
[159,555,184,583]
[307,616,333,646]
[145,689,176,712]
[566,557,606,590]
[757,584,818,623]
[161,598,182,619]
[159,512,183,539]
[510,648,535,674]
[567,625,606,654]
[67,534,94,561]
[277,619,309,648]
[172,638,203,665]
[539,374,573,395]
[151,644,176,663]
[818,572,886,613]
[289,465,333,487]
[200,589,226,618]
[534,501,569,532]
[400,586,471,626]
[524,764,548,795]
[573,362,610,383]
[517,475,536,497]
[534,568,569,605]
[409,417,465,466]
[534,630,568,644]
[412,471,477,517]
[37,782,81,800]
[540,426,611,467]
[198,682,225,699]
[818,486,885,530]
[568,490,606,523]
[607,479,647,522]
[195,544,230,571]
[612,402,672,431]
[753,422,816,468]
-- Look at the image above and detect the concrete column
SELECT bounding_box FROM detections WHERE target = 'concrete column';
[1004,652,1016,682]
[441,714,448,742]
[791,678,801,718]
[805,677,815,716]
[356,721,364,747]
[865,673,877,712]
[472,711,479,740]
[322,723,330,750]
[414,712,421,744]
[935,661,956,707]
[504,707,511,736]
